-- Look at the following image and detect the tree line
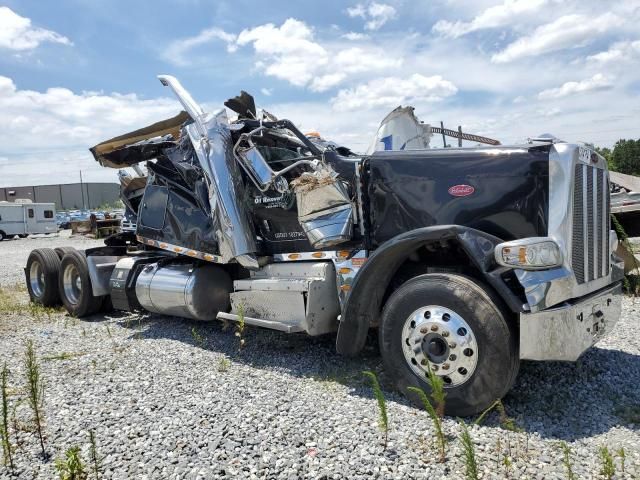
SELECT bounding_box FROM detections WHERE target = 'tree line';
[596,139,640,176]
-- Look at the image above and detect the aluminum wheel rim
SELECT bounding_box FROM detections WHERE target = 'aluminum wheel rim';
[402,305,479,388]
[62,264,82,305]
[29,261,45,298]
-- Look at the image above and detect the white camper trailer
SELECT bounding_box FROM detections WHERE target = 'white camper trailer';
[0,201,58,240]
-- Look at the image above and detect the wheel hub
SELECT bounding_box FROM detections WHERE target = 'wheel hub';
[29,261,44,298]
[62,264,82,306]
[402,305,478,387]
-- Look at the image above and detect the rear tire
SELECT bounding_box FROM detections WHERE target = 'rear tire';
[18,234,28,239]
[0,231,5,241]
[379,273,519,417]
[58,250,103,317]
[25,248,61,306]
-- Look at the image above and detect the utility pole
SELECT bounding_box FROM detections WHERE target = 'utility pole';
[80,170,86,211]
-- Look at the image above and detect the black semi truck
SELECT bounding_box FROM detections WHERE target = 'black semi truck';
[24,76,623,415]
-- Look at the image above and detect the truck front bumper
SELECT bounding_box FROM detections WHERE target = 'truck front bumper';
[519,282,622,361]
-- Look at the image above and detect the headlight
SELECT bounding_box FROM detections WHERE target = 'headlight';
[494,238,562,270]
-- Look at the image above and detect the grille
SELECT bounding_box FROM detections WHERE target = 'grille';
[571,164,609,284]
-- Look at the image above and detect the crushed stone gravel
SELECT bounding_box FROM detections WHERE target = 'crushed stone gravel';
[0,234,638,479]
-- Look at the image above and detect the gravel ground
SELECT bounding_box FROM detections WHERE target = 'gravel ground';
[0,235,639,479]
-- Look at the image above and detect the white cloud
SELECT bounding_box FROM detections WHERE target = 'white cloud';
[538,73,613,100]
[492,12,623,63]
[0,76,182,185]
[342,32,369,40]
[0,6,71,51]
[260,87,273,96]
[587,39,640,63]
[164,27,236,66]
[236,18,327,87]
[235,19,401,91]
[331,74,458,111]
[433,0,548,38]
[346,2,397,30]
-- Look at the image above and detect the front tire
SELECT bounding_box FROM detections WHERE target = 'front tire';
[58,250,103,317]
[379,273,519,417]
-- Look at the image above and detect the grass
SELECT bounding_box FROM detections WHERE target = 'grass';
[599,446,615,480]
[407,385,446,462]
[191,327,205,348]
[24,339,47,459]
[559,441,577,480]
[43,352,86,362]
[459,421,479,480]
[363,370,389,450]
[55,445,87,480]
[0,284,63,321]
[1,363,13,469]
[217,357,230,373]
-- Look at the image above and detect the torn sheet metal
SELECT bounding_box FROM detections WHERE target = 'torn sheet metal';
[292,168,353,248]
[185,109,259,269]
[90,111,190,168]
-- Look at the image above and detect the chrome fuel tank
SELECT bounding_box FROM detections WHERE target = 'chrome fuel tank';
[135,263,231,320]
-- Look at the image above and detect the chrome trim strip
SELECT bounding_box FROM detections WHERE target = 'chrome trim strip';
[136,235,224,264]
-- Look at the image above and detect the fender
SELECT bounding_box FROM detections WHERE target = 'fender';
[336,225,524,356]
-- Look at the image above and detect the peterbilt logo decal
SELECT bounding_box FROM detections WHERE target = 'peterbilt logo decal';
[448,184,475,197]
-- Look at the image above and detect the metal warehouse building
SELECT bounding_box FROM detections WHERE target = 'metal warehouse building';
[0,183,120,210]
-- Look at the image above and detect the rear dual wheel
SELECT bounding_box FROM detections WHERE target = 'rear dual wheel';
[58,250,104,317]
[379,273,519,417]
[25,248,61,306]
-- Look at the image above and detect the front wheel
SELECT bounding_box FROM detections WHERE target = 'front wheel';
[379,273,519,417]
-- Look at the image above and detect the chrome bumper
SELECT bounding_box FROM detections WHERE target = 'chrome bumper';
[519,282,622,361]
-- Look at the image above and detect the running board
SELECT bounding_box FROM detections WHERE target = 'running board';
[216,312,304,333]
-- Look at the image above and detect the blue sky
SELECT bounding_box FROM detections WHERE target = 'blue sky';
[1,0,639,186]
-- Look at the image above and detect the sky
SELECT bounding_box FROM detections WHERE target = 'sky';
[1,0,639,187]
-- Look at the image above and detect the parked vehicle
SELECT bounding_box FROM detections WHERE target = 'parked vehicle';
[0,201,57,240]
[23,76,624,415]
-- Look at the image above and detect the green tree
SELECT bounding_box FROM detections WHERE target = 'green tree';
[595,146,613,169]
[610,139,640,175]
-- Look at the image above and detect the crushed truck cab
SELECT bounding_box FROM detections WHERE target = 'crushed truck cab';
[24,76,624,416]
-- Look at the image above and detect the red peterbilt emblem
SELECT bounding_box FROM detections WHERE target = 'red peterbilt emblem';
[448,184,475,197]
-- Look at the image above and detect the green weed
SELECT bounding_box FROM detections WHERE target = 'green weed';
[363,370,389,450]
[599,445,615,480]
[559,441,577,480]
[407,386,446,462]
[217,357,230,373]
[459,421,479,480]
[54,445,87,480]
[191,327,205,348]
[88,430,101,480]
[1,363,14,469]
[24,339,47,458]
